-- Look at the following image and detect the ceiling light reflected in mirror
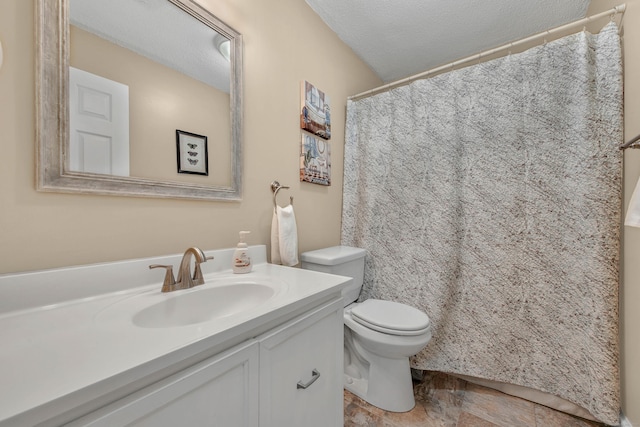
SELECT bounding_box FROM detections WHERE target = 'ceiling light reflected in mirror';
[69,0,230,93]
[217,37,231,62]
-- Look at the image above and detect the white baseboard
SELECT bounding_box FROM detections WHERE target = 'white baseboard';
[620,412,634,427]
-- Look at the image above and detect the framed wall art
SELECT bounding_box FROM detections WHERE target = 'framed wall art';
[300,133,331,186]
[300,80,331,140]
[176,130,208,176]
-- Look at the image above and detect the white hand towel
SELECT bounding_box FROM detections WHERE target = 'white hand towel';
[271,209,282,265]
[626,177,640,227]
[271,205,299,266]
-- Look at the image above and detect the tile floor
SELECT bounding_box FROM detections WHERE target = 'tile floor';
[344,371,607,427]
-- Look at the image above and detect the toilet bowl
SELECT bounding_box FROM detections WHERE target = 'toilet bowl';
[343,299,431,412]
[300,246,432,413]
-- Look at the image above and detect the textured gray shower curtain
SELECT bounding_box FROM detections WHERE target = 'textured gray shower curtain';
[342,23,622,424]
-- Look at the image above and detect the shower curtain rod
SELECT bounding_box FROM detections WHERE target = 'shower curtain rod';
[349,4,626,101]
[619,133,640,150]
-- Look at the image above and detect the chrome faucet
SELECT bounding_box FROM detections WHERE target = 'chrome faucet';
[149,247,213,292]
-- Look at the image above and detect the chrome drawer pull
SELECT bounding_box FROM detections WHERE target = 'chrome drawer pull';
[297,369,321,389]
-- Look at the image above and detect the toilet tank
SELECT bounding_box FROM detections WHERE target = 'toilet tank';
[300,246,366,305]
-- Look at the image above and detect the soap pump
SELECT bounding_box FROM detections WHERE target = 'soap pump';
[232,231,252,273]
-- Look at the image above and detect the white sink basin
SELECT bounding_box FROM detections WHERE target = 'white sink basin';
[96,275,287,328]
[134,283,275,328]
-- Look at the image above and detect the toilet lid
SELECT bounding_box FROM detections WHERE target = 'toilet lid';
[350,299,430,336]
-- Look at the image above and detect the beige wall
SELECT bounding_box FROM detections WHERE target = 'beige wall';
[1,0,637,424]
[587,1,640,424]
[0,0,381,272]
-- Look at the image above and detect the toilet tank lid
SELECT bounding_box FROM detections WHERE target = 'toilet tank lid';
[300,246,366,265]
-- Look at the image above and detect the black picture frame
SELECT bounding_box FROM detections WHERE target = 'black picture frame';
[176,130,209,176]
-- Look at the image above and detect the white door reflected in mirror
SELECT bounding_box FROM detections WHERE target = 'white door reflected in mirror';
[69,67,130,176]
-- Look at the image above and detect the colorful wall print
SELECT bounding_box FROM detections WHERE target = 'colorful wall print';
[300,134,331,186]
[300,80,331,140]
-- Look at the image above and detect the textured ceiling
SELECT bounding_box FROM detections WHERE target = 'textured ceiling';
[305,0,591,83]
[71,1,592,90]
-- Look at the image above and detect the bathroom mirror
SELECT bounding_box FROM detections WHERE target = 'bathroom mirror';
[36,0,243,200]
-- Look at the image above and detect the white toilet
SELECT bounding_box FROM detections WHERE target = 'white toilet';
[300,246,432,412]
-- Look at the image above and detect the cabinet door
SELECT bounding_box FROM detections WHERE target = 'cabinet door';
[259,298,343,427]
[67,340,259,427]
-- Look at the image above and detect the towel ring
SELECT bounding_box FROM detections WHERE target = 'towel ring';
[271,180,293,209]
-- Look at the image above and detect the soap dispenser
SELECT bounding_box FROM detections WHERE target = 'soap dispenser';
[232,231,252,273]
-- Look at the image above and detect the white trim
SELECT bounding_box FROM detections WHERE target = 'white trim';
[620,412,634,427]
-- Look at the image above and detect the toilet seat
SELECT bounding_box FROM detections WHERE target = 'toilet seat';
[350,299,431,336]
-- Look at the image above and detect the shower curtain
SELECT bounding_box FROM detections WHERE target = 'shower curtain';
[342,23,622,424]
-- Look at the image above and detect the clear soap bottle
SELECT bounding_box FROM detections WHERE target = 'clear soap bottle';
[232,231,252,273]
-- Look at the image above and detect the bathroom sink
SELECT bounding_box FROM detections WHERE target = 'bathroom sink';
[95,275,287,329]
[133,282,276,328]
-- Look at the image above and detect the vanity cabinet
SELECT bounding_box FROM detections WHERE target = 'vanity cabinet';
[259,298,344,427]
[0,246,351,426]
[64,297,343,427]
[66,341,260,426]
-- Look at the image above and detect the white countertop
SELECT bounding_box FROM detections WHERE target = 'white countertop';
[0,246,349,426]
